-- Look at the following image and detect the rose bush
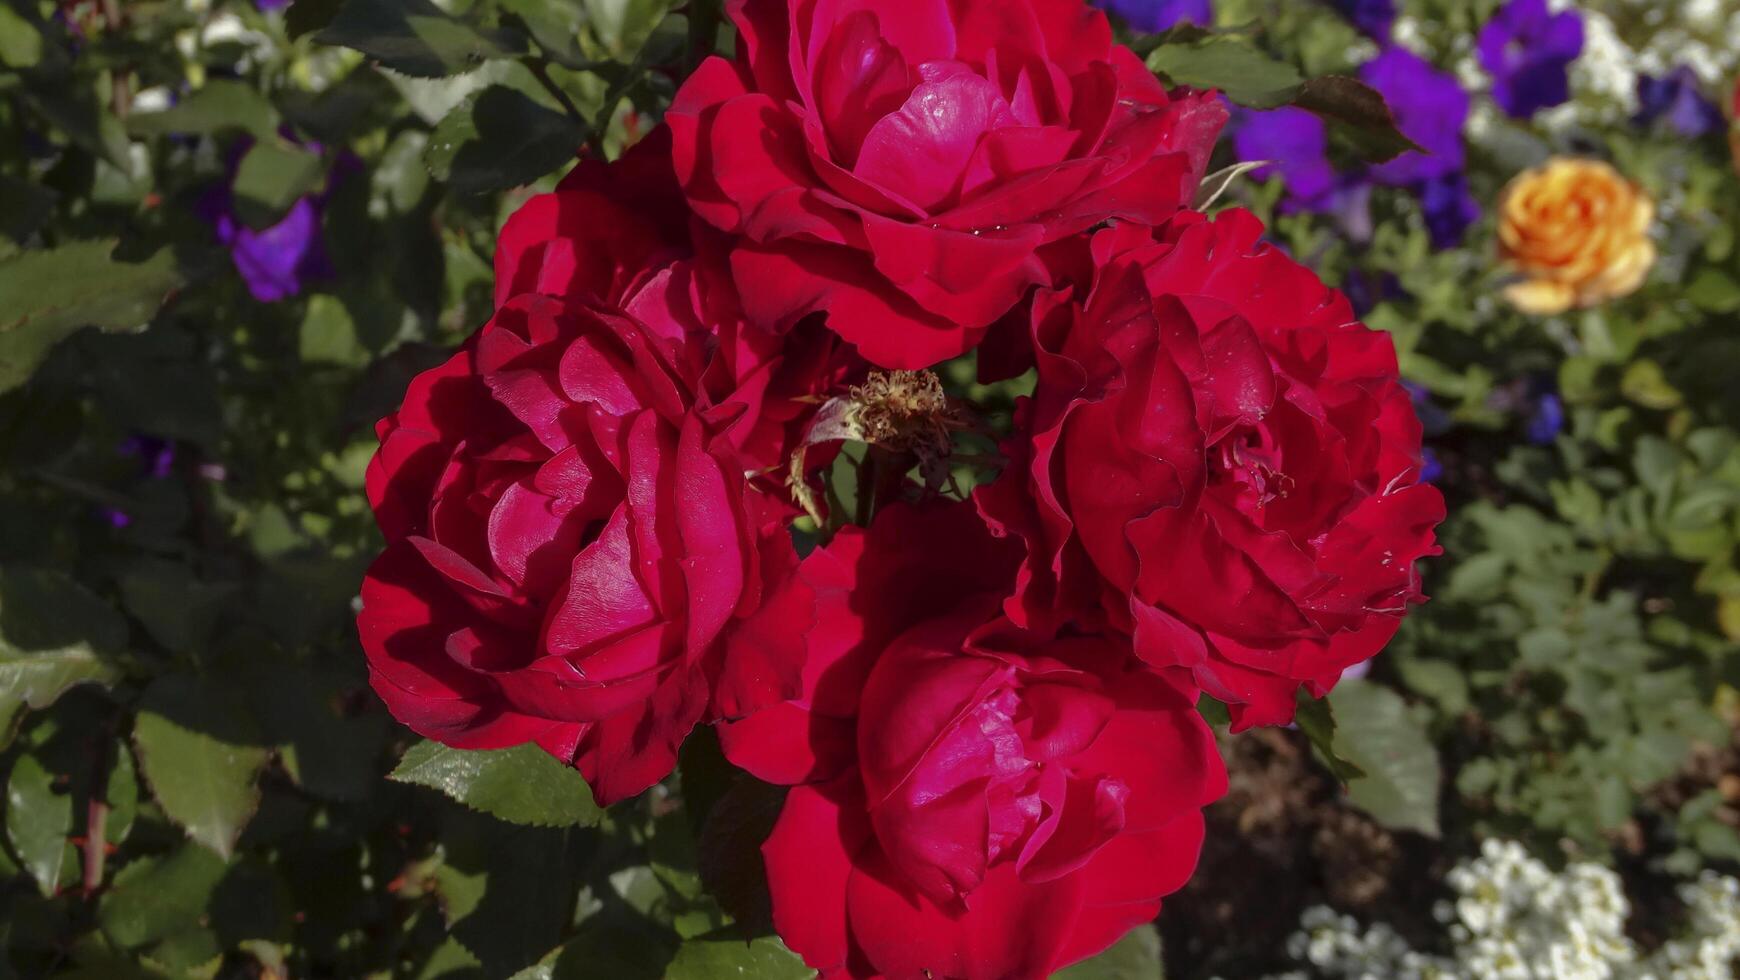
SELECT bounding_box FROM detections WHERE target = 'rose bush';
[667,0,1227,369]
[18,0,1739,976]
[722,503,1224,979]
[979,209,1445,728]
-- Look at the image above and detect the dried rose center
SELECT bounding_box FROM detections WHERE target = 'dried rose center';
[848,369,954,455]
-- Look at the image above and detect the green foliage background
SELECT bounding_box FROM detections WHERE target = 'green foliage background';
[0,0,1736,976]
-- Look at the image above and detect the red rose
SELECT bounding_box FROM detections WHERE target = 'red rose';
[978,209,1446,729]
[721,503,1223,979]
[667,0,1227,370]
[493,129,860,476]
[716,501,1023,784]
[360,184,812,803]
[492,129,692,311]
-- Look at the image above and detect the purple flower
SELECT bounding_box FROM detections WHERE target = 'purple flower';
[119,435,176,479]
[1403,381,1453,437]
[104,435,177,527]
[1352,47,1481,246]
[1234,107,1337,208]
[1230,55,1478,250]
[1419,448,1444,484]
[1361,47,1470,185]
[1232,108,1375,239]
[1476,0,1583,119]
[255,0,291,8]
[1635,67,1724,137]
[1343,269,1404,318]
[1417,172,1480,249]
[1399,388,1447,487]
[1096,0,1211,31]
[200,137,353,303]
[1526,393,1565,444]
[1522,377,1565,444]
[1327,0,1395,39]
[208,197,331,303]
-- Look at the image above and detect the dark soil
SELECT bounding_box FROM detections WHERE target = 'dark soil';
[1159,728,1449,980]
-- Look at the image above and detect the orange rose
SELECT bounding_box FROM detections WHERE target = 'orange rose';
[1497,158,1655,315]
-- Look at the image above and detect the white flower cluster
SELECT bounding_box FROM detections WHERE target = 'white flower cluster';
[1620,0,1740,86]
[1253,840,1740,980]
[1545,0,1740,130]
[1651,874,1740,980]
[1561,9,1639,118]
[1396,0,1739,139]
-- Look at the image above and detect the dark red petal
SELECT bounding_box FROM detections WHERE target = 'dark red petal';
[717,700,857,785]
[763,775,873,975]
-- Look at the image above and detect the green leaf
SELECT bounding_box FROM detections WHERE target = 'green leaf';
[685,0,724,67]
[1145,39,1418,163]
[1054,924,1163,979]
[1148,39,1302,108]
[437,810,586,974]
[23,84,131,167]
[664,935,809,980]
[1394,657,1469,716]
[583,0,676,54]
[239,664,386,803]
[677,726,735,835]
[142,927,224,977]
[5,753,74,896]
[425,86,582,195]
[118,560,237,656]
[1685,268,1740,313]
[376,128,433,213]
[548,906,678,979]
[317,0,525,77]
[1294,690,1365,784]
[1329,680,1442,838]
[0,241,182,393]
[209,858,293,947]
[125,80,281,139]
[298,294,370,366]
[390,741,602,827]
[0,568,127,738]
[0,5,43,70]
[695,776,785,935]
[0,175,57,244]
[132,676,270,858]
[497,0,589,68]
[1291,75,1422,164]
[230,141,325,229]
[286,0,344,38]
[1620,359,1684,411]
[104,738,138,848]
[98,845,228,949]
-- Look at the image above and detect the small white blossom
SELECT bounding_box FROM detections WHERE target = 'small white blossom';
[1391,16,1432,58]
[1259,840,1740,980]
